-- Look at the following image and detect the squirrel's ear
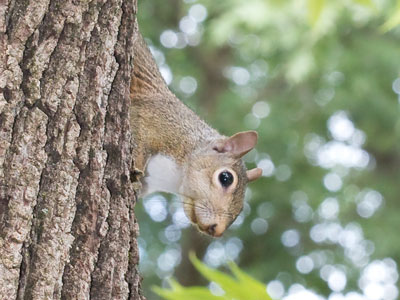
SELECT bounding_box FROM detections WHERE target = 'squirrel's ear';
[247,168,262,182]
[214,131,258,158]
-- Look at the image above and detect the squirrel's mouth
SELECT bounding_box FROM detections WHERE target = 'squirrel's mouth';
[189,208,198,225]
[182,197,197,224]
[181,196,226,237]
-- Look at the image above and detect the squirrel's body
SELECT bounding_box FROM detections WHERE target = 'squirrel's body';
[130,35,261,237]
[130,92,220,170]
[130,93,220,195]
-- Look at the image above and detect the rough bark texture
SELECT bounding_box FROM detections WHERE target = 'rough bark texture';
[0,0,145,299]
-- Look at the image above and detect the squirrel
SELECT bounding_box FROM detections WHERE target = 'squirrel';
[130,34,262,237]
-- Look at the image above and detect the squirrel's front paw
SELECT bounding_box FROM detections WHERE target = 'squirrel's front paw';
[132,167,144,178]
[131,167,144,181]
[130,167,144,192]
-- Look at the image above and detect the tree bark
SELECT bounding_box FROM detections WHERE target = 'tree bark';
[0,0,145,299]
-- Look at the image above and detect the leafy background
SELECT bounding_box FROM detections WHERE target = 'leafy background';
[135,0,400,299]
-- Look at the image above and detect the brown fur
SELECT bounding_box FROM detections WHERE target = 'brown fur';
[130,34,260,236]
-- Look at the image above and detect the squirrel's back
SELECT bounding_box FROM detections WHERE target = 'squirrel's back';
[130,35,220,167]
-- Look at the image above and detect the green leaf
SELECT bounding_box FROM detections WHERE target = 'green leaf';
[167,278,184,291]
[229,262,272,300]
[380,0,400,32]
[155,253,274,300]
[308,0,325,25]
[153,278,224,300]
[153,286,224,300]
[189,252,247,298]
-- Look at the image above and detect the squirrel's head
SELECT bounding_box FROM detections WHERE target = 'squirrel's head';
[180,131,262,237]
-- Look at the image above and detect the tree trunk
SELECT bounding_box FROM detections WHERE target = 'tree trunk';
[0,0,145,299]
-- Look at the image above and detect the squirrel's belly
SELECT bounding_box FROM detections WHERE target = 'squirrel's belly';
[143,154,182,196]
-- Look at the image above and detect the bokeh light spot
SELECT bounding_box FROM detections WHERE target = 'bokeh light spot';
[189,4,208,22]
[281,229,300,247]
[179,76,198,95]
[251,217,268,235]
[296,255,314,274]
[323,173,343,192]
[160,30,178,48]
[143,195,168,222]
[328,111,355,142]
[268,280,285,299]
[328,269,347,292]
[252,101,270,119]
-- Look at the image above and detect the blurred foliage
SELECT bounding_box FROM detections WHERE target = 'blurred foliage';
[136,0,400,299]
[381,0,400,31]
[154,253,272,300]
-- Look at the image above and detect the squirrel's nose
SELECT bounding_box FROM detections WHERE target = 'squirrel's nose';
[205,223,225,237]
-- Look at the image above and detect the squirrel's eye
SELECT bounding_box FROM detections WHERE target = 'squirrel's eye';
[219,171,234,187]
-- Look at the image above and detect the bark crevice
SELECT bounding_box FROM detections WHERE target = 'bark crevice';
[1,0,144,299]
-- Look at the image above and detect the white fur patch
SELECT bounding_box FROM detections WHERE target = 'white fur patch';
[143,154,182,195]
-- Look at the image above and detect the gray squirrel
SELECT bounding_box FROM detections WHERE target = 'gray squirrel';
[130,35,262,237]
